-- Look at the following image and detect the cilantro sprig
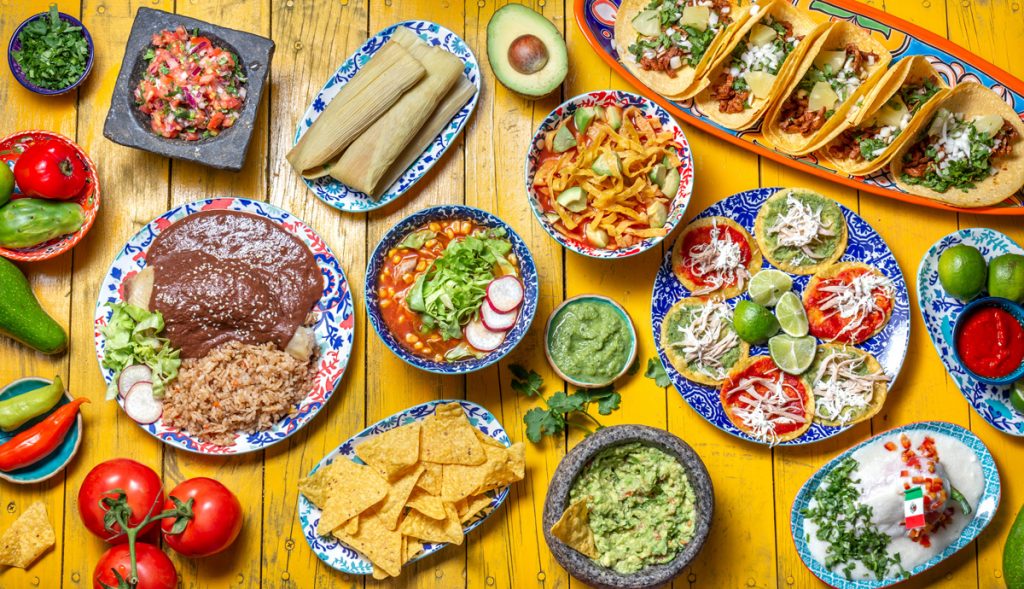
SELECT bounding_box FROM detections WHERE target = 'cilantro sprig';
[643,358,671,388]
[509,365,622,443]
[12,4,89,90]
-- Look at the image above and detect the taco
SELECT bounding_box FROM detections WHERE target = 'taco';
[763,21,891,156]
[671,216,762,299]
[615,0,755,99]
[694,0,827,130]
[808,343,889,427]
[819,56,949,176]
[753,188,847,275]
[890,82,1024,207]
[661,298,749,386]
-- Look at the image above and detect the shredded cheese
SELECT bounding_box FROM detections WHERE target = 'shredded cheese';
[812,350,889,424]
[667,302,740,379]
[683,219,750,295]
[766,195,838,263]
[725,367,807,445]
[816,270,894,341]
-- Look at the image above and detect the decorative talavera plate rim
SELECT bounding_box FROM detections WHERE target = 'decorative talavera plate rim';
[790,420,1001,588]
[650,186,911,446]
[0,377,83,485]
[524,89,694,259]
[297,399,513,575]
[93,197,355,455]
[916,227,1024,436]
[294,20,480,213]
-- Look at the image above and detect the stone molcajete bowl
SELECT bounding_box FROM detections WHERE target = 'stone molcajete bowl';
[542,424,714,589]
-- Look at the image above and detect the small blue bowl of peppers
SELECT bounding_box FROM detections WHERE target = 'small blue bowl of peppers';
[8,5,95,96]
[0,377,85,484]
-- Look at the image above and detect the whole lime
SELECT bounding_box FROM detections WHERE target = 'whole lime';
[938,244,986,301]
[733,300,780,344]
[0,163,13,208]
[989,253,1024,302]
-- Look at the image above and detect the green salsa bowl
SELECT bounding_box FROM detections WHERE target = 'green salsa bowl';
[544,295,638,388]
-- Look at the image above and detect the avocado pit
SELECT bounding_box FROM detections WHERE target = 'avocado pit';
[508,34,549,75]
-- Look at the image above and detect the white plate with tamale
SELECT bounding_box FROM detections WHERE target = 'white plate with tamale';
[288,21,480,212]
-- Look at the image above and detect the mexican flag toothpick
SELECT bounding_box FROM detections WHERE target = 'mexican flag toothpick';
[904,486,926,529]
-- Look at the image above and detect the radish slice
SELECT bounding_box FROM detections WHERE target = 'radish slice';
[123,382,162,425]
[465,317,506,352]
[118,365,153,398]
[480,301,517,331]
[486,276,524,313]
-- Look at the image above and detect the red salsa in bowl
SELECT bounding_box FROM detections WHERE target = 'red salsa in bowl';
[954,298,1024,383]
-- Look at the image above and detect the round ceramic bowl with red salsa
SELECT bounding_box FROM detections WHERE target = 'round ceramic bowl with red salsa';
[365,205,539,374]
[952,296,1024,386]
[525,90,694,259]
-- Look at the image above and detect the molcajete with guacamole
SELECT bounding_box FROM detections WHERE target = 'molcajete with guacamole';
[545,295,637,386]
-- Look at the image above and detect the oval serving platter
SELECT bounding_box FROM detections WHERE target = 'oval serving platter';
[294,20,480,213]
[93,197,355,455]
[650,187,911,445]
[917,228,1024,436]
[791,421,1001,588]
[298,399,513,575]
[0,377,83,485]
[575,0,1024,215]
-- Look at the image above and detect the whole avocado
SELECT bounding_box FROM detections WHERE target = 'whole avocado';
[0,257,67,354]
[0,198,85,249]
[1007,504,1024,589]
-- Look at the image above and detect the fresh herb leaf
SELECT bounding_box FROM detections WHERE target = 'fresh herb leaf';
[509,365,544,398]
[511,367,624,442]
[546,391,589,415]
[11,4,89,90]
[858,136,889,161]
[524,407,564,443]
[644,357,671,388]
[626,356,641,376]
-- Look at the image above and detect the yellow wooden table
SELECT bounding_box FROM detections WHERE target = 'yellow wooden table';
[1,0,1023,588]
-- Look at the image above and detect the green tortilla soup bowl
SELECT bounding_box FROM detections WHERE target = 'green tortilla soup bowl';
[544,294,638,388]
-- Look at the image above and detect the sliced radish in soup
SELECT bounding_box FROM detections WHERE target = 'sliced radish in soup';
[486,276,524,313]
[123,382,163,424]
[481,301,517,331]
[118,365,153,399]
[465,317,506,352]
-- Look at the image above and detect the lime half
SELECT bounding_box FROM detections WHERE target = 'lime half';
[748,269,793,307]
[733,300,780,344]
[1012,381,1024,415]
[775,291,809,337]
[769,334,817,375]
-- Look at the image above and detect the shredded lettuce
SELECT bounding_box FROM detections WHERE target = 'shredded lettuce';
[100,302,180,400]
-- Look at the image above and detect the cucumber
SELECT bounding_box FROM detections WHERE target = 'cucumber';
[0,257,67,354]
[1007,504,1024,589]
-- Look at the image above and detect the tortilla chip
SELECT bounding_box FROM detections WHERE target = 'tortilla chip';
[404,538,423,563]
[416,463,442,495]
[298,461,344,509]
[419,404,486,465]
[356,422,422,480]
[550,499,598,559]
[474,428,505,448]
[314,459,389,536]
[405,488,446,520]
[377,465,425,531]
[399,502,464,545]
[0,502,55,569]
[342,517,359,535]
[441,443,525,501]
[458,494,492,523]
[333,508,403,578]
[441,463,481,503]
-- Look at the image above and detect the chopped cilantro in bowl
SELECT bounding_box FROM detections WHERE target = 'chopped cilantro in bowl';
[9,4,93,93]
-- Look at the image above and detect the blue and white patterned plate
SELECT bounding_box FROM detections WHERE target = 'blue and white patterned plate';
[524,90,694,259]
[651,187,911,445]
[93,198,355,455]
[917,229,1024,436]
[298,400,513,575]
[791,421,1001,588]
[365,205,539,374]
[294,21,480,212]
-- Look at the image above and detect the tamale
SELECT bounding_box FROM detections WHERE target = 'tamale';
[372,77,476,197]
[286,41,426,177]
[327,29,464,196]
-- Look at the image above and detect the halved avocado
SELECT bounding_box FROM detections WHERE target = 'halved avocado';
[487,4,568,99]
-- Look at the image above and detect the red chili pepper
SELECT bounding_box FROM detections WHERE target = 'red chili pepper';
[0,398,88,471]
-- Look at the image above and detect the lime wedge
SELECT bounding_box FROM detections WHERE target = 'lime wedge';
[1012,380,1024,414]
[748,269,793,307]
[769,334,817,375]
[776,291,809,337]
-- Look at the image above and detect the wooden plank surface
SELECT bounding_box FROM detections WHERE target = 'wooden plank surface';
[0,0,1022,588]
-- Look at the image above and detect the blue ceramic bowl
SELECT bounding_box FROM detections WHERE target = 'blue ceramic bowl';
[8,10,95,95]
[952,296,1024,386]
[0,377,83,484]
[544,294,638,388]
[365,205,539,374]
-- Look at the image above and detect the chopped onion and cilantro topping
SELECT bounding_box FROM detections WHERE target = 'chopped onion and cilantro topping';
[900,109,1015,193]
[627,0,732,71]
[11,4,89,90]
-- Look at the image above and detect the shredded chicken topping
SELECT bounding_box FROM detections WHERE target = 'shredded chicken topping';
[816,271,894,341]
[683,220,750,295]
[766,195,838,263]
[812,350,889,425]
[667,302,739,380]
[725,367,807,446]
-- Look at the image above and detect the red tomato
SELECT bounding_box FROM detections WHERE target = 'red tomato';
[93,543,177,589]
[78,459,164,543]
[161,477,242,557]
[12,140,88,199]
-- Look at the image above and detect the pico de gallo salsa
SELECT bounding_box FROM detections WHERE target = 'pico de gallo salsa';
[134,27,247,141]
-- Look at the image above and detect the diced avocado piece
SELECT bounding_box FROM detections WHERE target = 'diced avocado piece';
[552,124,577,153]
[808,80,838,113]
[574,106,596,135]
[605,105,623,131]
[648,163,667,186]
[555,186,587,213]
[647,201,669,229]
[631,10,662,37]
[486,4,568,99]
[813,50,847,73]
[748,23,777,46]
[660,167,681,197]
[746,71,777,99]
[972,114,1004,138]
[591,152,621,176]
[544,212,561,224]
[585,225,610,248]
[680,6,711,31]
[594,105,606,121]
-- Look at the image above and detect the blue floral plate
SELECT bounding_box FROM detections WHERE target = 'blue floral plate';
[791,421,1000,588]
[651,187,911,445]
[294,21,480,212]
[365,205,538,374]
[917,228,1024,436]
[298,400,513,575]
[0,377,83,485]
[93,198,355,455]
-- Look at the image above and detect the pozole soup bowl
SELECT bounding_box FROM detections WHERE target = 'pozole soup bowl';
[365,205,538,374]
[952,296,1024,386]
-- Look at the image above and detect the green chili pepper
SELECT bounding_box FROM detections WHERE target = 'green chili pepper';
[951,485,972,515]
[0,376,65,432]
